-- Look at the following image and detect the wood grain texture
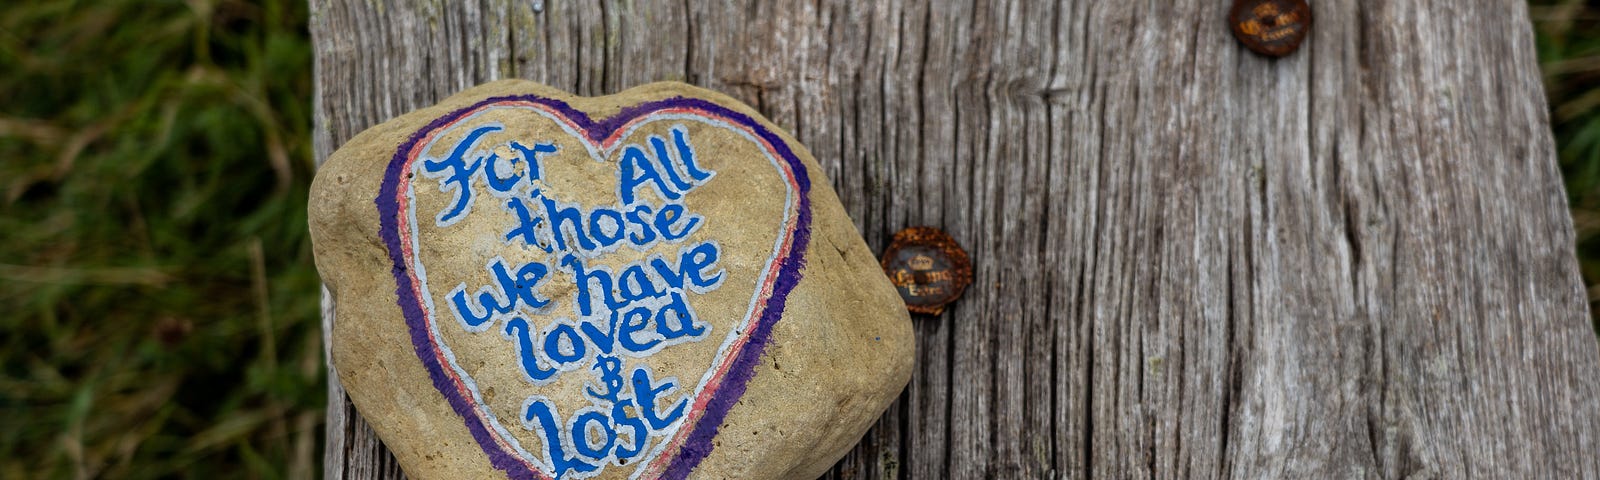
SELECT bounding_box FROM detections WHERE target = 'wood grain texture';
[310,0,1600,478]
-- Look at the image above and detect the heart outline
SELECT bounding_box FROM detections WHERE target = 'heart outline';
[375,92,813,480]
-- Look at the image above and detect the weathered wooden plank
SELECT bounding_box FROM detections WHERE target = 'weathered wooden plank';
[312,0,1600,478]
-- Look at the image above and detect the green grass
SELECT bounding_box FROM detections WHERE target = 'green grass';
[1535,0,1600,332]
[0,0,320,478]
[0,1,1594,479]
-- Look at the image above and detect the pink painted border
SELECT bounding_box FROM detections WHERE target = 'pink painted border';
[379,96,810,479]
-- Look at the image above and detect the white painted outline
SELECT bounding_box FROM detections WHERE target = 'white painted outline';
[404,107,797,479]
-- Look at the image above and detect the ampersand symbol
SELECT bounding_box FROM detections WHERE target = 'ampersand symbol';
[586,355,626,402]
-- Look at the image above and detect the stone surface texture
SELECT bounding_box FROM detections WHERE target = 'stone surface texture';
[309,80,914,480]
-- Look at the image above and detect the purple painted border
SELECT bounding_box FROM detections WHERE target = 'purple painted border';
[373,92,813,480]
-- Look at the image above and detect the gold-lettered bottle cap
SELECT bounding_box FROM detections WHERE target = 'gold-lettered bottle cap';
[879,227,973,316]
[1229,0,1312,58]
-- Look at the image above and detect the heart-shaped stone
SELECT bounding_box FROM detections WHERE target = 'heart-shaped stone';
[310,80,913,480]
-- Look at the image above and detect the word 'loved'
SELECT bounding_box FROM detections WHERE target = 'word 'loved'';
[418,122,723,478]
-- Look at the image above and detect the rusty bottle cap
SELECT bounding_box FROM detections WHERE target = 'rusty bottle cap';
[880,227,973,316]
[1229,0,1311,58]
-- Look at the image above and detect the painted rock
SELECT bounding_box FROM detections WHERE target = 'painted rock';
[308,80,913,480]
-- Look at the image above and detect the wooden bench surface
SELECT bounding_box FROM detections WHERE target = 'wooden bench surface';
[311,1,1600,477]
